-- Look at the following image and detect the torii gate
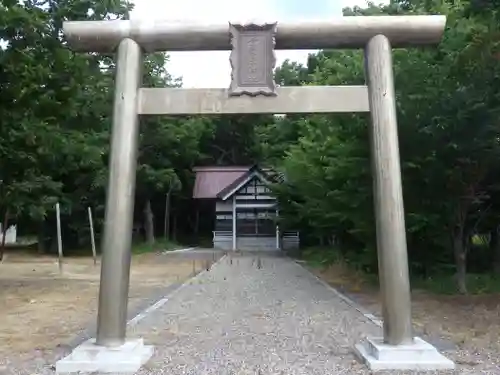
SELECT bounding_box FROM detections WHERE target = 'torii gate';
[56,16,454,373]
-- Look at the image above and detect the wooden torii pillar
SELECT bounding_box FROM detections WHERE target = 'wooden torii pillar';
[56,16,453,373]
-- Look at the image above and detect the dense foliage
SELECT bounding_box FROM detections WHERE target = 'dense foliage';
[0,0,499,293]
[268,0,500,294]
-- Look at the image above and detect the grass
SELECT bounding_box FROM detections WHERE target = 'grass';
[3,236,183,257]
[132,238,182,254]
[413,273,500,294]
[301,246,500,295]
[0,252,199,359]
[197,236,213,249]
[300,246,344,267]
[472,234,489,246]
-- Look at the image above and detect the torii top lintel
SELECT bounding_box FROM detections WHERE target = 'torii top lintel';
[63,16,446,53]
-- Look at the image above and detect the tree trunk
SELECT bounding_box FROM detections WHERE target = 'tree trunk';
[144,200,155,245]
[37,221,46,254]
[329,234,336,246]
[163,190,171,240]
[491,226,500,273]
[452,225,467,294]
[172,214,177,242]
[194,208,200,238]
[0,209,10,262]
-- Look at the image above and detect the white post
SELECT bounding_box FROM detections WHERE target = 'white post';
[275,208,280,250]
[232,196,236,251]
[56,202,63,273]
[163,192,168,239]
[88,207,97,266]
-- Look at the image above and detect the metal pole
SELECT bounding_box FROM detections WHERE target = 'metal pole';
[96,38,142,347]
[364,34,413,346]
[88,207,97,266]
[56,202,63,273]
[232,196,236,251]
[163,192,168,239]
[275,208,280,250]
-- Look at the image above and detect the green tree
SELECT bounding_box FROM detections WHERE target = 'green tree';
[264,0,500,293]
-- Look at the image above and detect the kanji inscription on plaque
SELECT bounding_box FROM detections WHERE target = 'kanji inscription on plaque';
[229,22,277,97]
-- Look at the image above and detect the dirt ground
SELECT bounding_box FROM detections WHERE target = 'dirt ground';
[0,250,205,360]
[309,262,500,357]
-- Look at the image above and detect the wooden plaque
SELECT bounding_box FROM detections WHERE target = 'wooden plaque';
[229,22,277,97]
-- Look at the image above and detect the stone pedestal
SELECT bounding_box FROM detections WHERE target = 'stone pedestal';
[355,337,455,371]
[56,338,154,374]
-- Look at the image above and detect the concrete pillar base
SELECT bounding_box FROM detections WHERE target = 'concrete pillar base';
[56,338,154,374]
[354,336,455,371]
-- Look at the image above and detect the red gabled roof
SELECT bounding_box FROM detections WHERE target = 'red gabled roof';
[192,166,251,199]
[216,165,272,200]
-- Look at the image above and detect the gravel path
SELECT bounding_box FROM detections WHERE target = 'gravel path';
[8,251,495,374]
[130,253,383,374]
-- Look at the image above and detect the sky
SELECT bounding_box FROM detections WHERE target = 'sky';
[130,0,370,88]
